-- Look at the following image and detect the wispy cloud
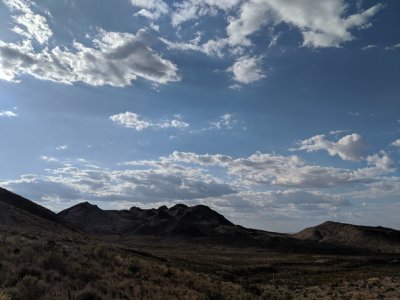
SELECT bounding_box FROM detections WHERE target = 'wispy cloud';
[110,111,190,131]
[0,110,18,117]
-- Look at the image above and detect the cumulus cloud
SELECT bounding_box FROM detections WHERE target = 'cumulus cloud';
[226,0,382,48]
[110,112,151,131]
[294,133,366,161]
[2,160,235,204]
[110,111,189,131]
[0,1,180,86]
[3,147,398,229]
[3,0,53,45]
[0,29,180,86]
[168,149,394,189]
[228,56,265,84]
[366,151,395,172]
[0,110,18,117]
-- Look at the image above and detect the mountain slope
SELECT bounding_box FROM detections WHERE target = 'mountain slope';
[294,221,400,253]
[0,187,81,235]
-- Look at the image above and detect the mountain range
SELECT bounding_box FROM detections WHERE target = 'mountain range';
[1,186,399,254]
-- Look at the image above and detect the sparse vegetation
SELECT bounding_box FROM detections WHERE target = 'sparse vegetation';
[1,227,399,299]
[1,188,399,299]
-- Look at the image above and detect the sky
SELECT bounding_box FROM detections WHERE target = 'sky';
[0,0,399,232]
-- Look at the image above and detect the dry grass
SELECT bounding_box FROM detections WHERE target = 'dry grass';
[0,228,254,299]
[1,227,400,299]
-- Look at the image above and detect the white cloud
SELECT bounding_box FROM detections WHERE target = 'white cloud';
[40,155,58,162]
[159,119,190,129]
[366,151,395,172]
[385,43,400,51]
[56,145,68,151]
[169,151,232,167]
[110,111,190,131]
[391,139,400,147]
[0,29,180,86]
[3,0,53,45]
[160,37,228,58]
[227,0,382,48]
[3,147,399,230]
[210,113,238,129]
[110,112,151,131]
[1,1,180,87]
[2,160,235,203]
[0,110,18,117]
[361,44,377,50]
[169,149,394,189]
[131,0,169,20]
[294,133,366,161]
[171,0,241,27]
[228,56,265,84]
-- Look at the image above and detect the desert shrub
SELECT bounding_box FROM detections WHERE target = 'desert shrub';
[92,245,109,260]
[19,246,36,264]
[128,258,141,274]
[206,290,223,300]
[76,286,102,300]
[75,264,101,283]
[17,266,42,280]
[15,275,47,300]
[245,284,262,296]
[0,290,11,300]
[164,268,174,277]
[41,251,67,274]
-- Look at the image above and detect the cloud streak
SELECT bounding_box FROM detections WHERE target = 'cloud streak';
[110,111,189,131]
[0,110,18,117]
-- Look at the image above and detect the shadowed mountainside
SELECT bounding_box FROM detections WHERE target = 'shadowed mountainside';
[58,202,234,237]
[57,200,400,254]
[294,221,400,254]
[0,187,81,235]
[1,186,400,254]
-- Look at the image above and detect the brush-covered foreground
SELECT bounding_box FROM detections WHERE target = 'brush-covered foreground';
[1,229,400,299]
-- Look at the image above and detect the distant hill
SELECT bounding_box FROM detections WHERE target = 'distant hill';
[0,187,81,236]
[294,221,400,254]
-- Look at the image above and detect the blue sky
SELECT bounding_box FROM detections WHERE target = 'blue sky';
[0,0,399,232]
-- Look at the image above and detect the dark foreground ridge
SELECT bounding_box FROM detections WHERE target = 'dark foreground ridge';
[0,187,81,235]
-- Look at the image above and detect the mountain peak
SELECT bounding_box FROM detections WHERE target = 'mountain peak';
[58,202,234,237]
